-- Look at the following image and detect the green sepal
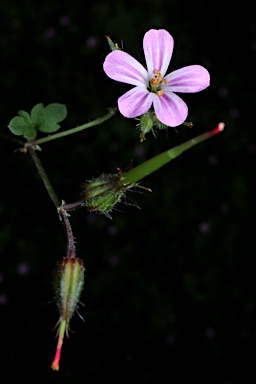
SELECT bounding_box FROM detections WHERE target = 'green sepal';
[139,110,193,140]
[151,113,169,130]
[138,110,169,141]
[82,173,129,217]
[105,35,122,51]
[55,257,85,323]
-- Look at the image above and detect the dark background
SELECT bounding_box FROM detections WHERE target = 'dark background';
[0,0,255,382]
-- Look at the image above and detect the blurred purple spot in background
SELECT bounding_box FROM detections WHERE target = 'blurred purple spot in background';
[17,262,31,276]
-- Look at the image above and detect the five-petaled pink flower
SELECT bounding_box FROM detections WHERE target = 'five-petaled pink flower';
[103,29,210,127]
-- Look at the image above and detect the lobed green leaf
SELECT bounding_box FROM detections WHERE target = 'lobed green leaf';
[7,103,67,139]
[44,104,67,123]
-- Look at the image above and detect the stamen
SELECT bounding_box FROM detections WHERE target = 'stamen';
[150,69,163,87]
[157,90,164,97]
[149,69,167,96]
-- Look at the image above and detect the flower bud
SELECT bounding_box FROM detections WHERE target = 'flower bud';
[51,257,85,371]
[82,173,128,217]
[139,111,171,141]
[139,111,154,141]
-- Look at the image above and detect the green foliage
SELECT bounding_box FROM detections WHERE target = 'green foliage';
[8,103,67,140]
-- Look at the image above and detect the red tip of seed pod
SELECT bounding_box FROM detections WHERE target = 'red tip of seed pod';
[209,122,225,136]
[217,122,225,131]
[51,318,66,371]
[51,348,61,371]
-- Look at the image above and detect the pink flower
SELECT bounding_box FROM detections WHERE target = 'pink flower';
[103,29,210,127]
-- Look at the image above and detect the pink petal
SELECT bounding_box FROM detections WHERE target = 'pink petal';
[103,51,148,87]
[153,91,188,127]
[118,87,155,118]
[143,29,174,79]
[164,65,210,93]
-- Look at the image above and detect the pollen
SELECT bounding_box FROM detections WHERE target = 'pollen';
[149,69,168,94]
[150,70,163,87]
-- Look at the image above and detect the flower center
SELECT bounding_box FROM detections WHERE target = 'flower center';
[149,69,167,96]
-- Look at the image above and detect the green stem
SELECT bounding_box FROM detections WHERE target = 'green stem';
[28,148,76,258]
[31,108,116,146]
[62,201,84,211]
[122,123,224,185]
[28,147,60,207]
[58,207,76,258]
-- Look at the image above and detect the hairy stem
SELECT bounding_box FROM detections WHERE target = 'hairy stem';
[58,207,76,258]
[28,147,75,258]
[29,108,117,146]
[28,147,60,207]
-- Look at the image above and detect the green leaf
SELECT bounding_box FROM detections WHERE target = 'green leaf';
[44,103,67,123]
[8,116,28,136]
[8,111,36,139]
[36,103,67,133]
[31,103,45,126]
[7,103,68,139]
[23,126,37,140]
[37,121,60,133]
[18,110,32,124]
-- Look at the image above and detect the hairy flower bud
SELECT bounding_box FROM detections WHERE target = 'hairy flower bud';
[139,111,170,141]
[51,257,85,371]
[82,173,129,217]
[139,111,154,141]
